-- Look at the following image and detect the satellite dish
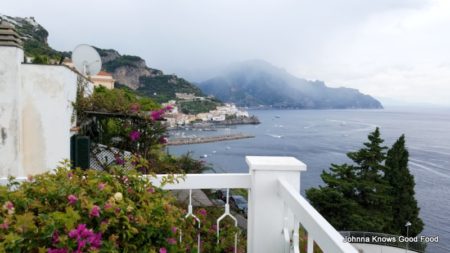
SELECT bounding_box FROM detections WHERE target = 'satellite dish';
[71,44,102,76]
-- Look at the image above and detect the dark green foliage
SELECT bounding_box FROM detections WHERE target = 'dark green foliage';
[137,76,206,103]
[385,135,424,236]
[79,86,160,114]
[31,54,49,64]
[178,100,219,114]
[13,17,63,61]
[307,128,423,235]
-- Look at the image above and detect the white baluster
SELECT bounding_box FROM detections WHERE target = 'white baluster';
[216,188,238,253]
[184,189,201,253]
[292,219,300,253]
[283,203,291,253]
[307,232,314,253]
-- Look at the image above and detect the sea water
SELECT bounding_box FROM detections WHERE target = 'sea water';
[168,108,450,253]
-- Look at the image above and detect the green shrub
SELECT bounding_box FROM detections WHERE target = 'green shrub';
[0,163,244,252]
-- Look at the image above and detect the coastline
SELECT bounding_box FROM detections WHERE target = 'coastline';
[167,133,254,145]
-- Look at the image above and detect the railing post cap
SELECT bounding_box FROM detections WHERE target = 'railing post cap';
[246,156,306,171]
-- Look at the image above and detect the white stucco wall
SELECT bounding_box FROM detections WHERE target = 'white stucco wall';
[20,64,78,175]
[0,46,24,177]
[352,243,420,253]
[0,45,93,178]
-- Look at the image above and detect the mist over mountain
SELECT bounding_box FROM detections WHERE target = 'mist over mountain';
[199,60,383,109]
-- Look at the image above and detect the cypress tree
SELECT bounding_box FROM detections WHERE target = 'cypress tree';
[306,128,393,232]
[385,135,424,236]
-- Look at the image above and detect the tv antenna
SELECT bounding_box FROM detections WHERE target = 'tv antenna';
[71,44,102,76]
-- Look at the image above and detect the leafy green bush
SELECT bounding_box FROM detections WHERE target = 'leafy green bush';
[178,100,219,115]
[0,163,245,252]
[0,163,183,252]
[77,86,160,114]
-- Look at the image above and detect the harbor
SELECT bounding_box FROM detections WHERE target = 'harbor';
[167,133,254,145]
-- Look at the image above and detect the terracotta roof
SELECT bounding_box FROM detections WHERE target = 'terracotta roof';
[97,71,113,76]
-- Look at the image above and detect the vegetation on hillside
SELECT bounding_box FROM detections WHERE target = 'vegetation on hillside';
[76,86,160,114]
[11,16,66,62]
[306,128,424,236]
[178,100,220,115]
[137,76,205,103]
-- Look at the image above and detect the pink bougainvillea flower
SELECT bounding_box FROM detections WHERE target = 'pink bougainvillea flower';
[3,201,14,210]
[0,221,8,230]
[164,105,174,111]
[130,103,140,113]
[90,205,101,218]
[98,183,106,191]
[167,237,177,245]
[68,224,102,250]
[104,203,112,210]
[67,195,78,205]
[48,248,68,253]
[198,208,207,216]
[150,110,164,121]
[129,130,141,141]
[159,248,167,253]
[115,156,125,165]
[52,231,60,244]
[171,226,178,234]
[159,136,168,144]
[147,187,155,193]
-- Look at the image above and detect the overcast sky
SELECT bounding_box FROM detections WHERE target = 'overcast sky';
[2,0,450,106]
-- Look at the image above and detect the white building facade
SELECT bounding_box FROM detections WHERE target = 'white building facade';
[0,21,90,178]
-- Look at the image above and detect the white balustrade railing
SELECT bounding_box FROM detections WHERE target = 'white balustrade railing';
[0,156,358,253]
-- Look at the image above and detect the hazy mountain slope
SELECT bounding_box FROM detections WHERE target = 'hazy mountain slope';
[200,60,383,109]
[96,48,206,103]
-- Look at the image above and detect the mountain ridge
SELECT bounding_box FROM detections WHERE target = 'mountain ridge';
[199,59,383,109]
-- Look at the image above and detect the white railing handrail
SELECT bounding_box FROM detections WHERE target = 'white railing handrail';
[0,177,27,185]
[0,174,252,190]
[278,178,359,253]
[0,156,360,253]
[150,173,251,190]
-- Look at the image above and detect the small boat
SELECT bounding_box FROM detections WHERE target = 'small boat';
[200,154,208,158]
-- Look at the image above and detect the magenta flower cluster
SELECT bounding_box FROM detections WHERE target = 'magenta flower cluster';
[150,105,173,121]
[89,205,101,218]
[68,224,102,252]
[129,103,140,113]
[159,136,168,144]
[114,154,125,165]
[67,195,78,205]
[129,130,141,141]
[47,248,67,253]
[150,110,164,121]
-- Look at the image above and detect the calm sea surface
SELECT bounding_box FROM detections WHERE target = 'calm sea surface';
[168,109,450,253]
